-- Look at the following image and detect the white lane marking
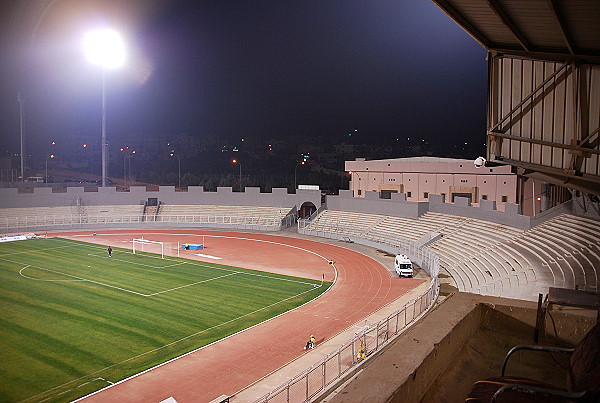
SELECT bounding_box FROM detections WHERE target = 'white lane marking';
[194,253,222,260]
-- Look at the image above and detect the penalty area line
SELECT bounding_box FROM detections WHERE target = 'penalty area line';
[146,272,238,296]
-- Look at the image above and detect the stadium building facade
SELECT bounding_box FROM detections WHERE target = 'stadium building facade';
[346,156,571,216]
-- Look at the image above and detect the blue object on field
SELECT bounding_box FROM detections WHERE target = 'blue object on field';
[182,243,204,250]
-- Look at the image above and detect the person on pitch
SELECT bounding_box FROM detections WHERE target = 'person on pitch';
[107,246,112,257]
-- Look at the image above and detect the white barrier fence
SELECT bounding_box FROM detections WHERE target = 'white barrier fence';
[244,220,440,403]
[0,213,297,232]
[248,280,438,403]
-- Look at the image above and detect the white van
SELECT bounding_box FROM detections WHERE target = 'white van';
[395,254,413,277]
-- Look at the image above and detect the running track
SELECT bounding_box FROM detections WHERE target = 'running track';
[51,229,423,403]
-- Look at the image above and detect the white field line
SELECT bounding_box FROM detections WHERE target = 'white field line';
[85,253,172,270]
[0,242,81,257]
[41,285,321,403]
[0,256,148,296]
[5,255,243,297]
[161,262,187,269]
[5,244,296,297]
[55,233,336,286]
[5,238,323,295]
[194,253,222,260]
[19,265,85,282]
[60,237,322,287]
[146,272,238,296]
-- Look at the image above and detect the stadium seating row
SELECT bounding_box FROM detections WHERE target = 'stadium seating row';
[0,204,293,229]
[304,210,600,301]
[158,204,290,220]
[0,205,145,226]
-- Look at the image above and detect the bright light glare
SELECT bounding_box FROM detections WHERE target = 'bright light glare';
[84,29,126,69]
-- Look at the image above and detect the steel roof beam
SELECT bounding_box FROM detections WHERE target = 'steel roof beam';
[547,0,576,56]
[485,0,531,52]
[429,0,491,48]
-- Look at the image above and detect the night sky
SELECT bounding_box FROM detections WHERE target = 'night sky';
[0,0,487,156]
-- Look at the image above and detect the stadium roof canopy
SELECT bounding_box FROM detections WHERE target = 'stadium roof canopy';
[430,0,600,64]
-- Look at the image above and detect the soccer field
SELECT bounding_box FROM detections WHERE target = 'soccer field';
[0,237,330,402]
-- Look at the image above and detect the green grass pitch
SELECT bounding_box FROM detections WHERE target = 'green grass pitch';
[0,237,330,402]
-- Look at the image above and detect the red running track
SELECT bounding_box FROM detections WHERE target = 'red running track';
[52,229,423,403]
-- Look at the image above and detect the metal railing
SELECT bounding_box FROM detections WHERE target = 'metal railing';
[0,213,292,232]
[0,214,145,229]
[248,221,440,403]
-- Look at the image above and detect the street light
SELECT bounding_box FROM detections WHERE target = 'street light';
[122,149,136,185]
[84,29,125,187]
[122,149,127,183]
[232,159,242,192]
[127,150,136,184]
[170,151,181,187]
[45,154,55,187]
[349,171,362,196]
[17,92,25,182]
[294,161,305,191]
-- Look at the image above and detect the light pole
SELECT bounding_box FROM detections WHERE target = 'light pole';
[349,171,362,196]
[84,29,125,187]
[126,150,136,185]
[294,161,305,191]
[122,149,135,185]
[232,159,242,191]
[45,154,55,187]
[120,147,127,181]
[17,92,25,181]
[170,151,181,187]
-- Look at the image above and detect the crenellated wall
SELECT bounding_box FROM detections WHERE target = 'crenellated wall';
[325,190,540,229]
[428,194,531,229]
[0,186,322,210]
[326,190,428,218]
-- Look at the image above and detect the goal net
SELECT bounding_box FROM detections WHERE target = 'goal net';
[132,238,173,259]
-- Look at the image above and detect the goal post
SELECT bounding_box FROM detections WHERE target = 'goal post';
[132,238,173,259]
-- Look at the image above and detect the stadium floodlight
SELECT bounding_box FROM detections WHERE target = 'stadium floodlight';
[83,29,126,187]
[83,29,126,69]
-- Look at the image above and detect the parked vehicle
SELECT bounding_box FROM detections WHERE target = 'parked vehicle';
[395,254,413,277]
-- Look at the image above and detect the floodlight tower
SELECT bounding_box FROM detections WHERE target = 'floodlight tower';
[83,29,125,187]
